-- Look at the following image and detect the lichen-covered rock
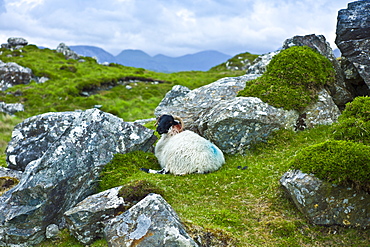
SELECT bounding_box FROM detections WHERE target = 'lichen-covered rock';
[335,1,370,89]
[246,51,279,75]
[155,74,261,133]
[64,186,128,245]
[155,85,191,117]
[0,102,24,115]
[104,193,198,247]
[280,170,370,227]
[0,61,34,91]
[299,89,341,129]
[198,97,298,154]
[0,108,157,246]
[0,167,23,181]
[6,111,82,171]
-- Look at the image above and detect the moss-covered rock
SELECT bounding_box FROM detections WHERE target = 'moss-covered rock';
[289,140,370,192]
[237,46,335,111]
[332,96,370,144]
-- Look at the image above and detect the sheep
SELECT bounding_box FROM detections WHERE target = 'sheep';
[141,114,225,175]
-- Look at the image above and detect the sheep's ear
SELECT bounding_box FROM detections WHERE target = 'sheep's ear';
[173,116,184,132]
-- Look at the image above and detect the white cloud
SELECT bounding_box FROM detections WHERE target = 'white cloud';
[0,0,351,57]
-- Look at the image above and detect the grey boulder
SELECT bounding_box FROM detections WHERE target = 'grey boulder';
[198,97,298,154]
[280,170,370,227]
[104,193,198,247]
[64,186,128,245]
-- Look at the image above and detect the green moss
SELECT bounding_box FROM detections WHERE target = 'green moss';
[332,96,370,144]
[237,46,335,111]
[289,140,370,191]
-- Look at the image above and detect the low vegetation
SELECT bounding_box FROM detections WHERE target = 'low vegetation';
[0,45,369,246]
[237,46,336,111]
[332,96,370,144]
[289,140,370,191]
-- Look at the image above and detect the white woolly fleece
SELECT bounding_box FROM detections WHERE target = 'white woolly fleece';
[155,130,225,175]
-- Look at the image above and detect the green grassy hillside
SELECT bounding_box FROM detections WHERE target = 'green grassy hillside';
[0,45,244,121]
[0,45,369,246]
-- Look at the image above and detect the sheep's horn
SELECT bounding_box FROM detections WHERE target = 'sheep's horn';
[173,116,184,132]
[154,116,160,126]
[154,114,164,126]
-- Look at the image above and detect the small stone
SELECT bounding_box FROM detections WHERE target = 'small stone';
[45,224,59,239]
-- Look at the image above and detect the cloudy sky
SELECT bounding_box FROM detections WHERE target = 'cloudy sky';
[0,0,352,57]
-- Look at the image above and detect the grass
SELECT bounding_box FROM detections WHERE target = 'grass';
[0,113,23,167]
[0,45,369,246]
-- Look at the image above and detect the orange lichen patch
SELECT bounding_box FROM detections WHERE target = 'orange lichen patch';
[131,231,154,247]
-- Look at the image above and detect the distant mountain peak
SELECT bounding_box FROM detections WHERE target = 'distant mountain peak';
[69,46,232,72]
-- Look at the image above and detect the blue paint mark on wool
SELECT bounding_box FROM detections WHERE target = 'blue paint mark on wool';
[210,144,218,154]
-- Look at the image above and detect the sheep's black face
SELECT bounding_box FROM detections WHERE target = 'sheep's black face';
[156,114,177,134]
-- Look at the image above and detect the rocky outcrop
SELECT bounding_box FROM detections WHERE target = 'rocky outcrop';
[1,37,28,50]
[104,193,198,247]
[64,186,128,245]
[0,108,157,246]
[56,43,80,60]
[335,0,370,89]
[0,60,34,91]
[280,170,370,227]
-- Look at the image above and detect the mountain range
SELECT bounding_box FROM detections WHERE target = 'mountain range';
[69,45,231,73]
